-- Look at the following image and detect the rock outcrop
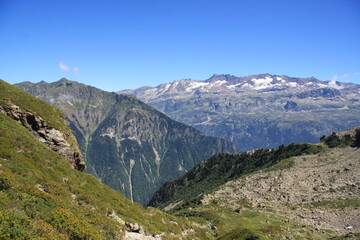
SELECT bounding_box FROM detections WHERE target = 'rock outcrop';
[0,104,85,171]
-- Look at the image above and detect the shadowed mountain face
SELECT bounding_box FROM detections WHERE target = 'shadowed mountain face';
[119,74,360,151]
[15,79,236,204]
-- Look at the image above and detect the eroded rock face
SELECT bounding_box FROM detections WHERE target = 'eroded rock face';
[0,104,86,171]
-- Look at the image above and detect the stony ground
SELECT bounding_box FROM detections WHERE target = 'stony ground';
[203,146,360,235]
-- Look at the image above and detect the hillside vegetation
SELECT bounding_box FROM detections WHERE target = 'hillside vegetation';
[0,80,208,239]
[0,113,210,239]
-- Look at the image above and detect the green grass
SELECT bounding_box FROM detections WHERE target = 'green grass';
[330,232,360,240]
[0,107,206,239]
[175,205,334,240]
[263,157,295,172]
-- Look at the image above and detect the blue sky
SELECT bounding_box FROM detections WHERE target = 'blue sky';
[1,0,359,91]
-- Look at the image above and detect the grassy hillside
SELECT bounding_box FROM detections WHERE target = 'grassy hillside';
[0,80,79,153]
[0,113,209,239]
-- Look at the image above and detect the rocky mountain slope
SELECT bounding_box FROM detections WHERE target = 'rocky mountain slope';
[15,79,236,204]
[0,79,209,239]
[203,146,360,236]
[148,128,360,239]
[148,142,323,210]
[119,74,360,151]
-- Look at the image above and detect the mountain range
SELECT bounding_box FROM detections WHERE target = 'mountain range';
[2,78,359,239]
[15,79,236,204]
[119,74,360,151]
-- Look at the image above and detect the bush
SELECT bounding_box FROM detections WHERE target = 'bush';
[0,178,10,191]
[324,132,341,148]
[353,128,360,148]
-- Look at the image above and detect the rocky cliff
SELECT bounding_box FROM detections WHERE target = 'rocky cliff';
[15,78,237,204]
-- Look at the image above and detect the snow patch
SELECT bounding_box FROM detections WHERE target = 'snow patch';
[67,101,73,107]
[252,77,274,89]
[242,83,252,88]
[185,81,209,91]
[215,80,227,85]
[328,80,344,89]
[157,83,171,94]
[209,80,227,88]
[287,82,298,87]
[227,83,242,89]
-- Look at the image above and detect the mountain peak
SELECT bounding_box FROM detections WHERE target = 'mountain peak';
[58,77,70,82]
[207,74,239,83]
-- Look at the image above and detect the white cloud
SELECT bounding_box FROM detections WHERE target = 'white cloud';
[59,61,70,72]
[73,67,79,76]
[353,72,360,76]
[331,73,350,82]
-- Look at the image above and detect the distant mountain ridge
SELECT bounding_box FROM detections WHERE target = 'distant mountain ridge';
[15,79,236,204]
[119,74,357,99]
[119,74,360,151]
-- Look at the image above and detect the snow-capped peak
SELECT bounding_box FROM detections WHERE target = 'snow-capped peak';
[117,74,360,102]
